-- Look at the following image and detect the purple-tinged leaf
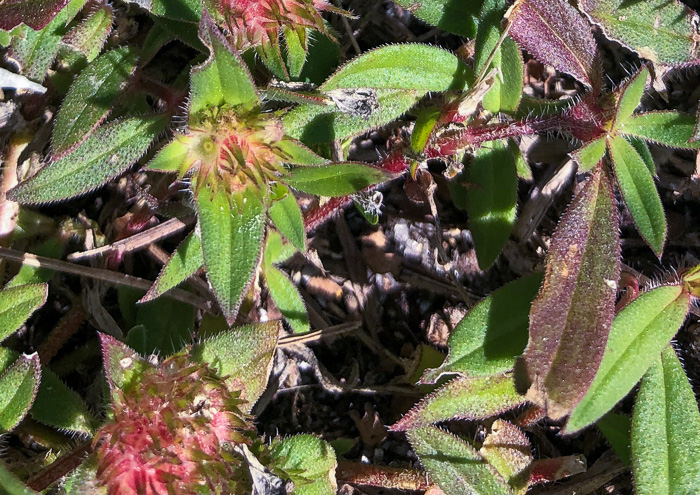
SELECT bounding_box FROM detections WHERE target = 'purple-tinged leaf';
[190,321,281,410]
[0,354,41,433]
[390,373,526,432]
[480,420,532,494]
[98,333,148,396]
[62,4,114,63]
[506,0,599,88]
[0,0,70,30]
[407,426,512,495]
[580,0,700,66]
[523,163,620,420]
[528,456,586,485]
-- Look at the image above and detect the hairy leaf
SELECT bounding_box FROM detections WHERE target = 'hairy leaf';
[407,426,512,495]
[612,66,648,130]
[196,185,265,324]
[631,346,700,494]
[0,283,48,343]
[523,164,620,419]
[421,274,542,382]
[268,187,305,251]
[99,333,149,395]
[566,285,691,433]
[266,266,309,334]
[284,162,392,197]
[52,46,139,158]
[580,0,700,66]
[619,111,700,149]
[0,0,70,30]
[62,4,114,63]
[0,354,41,433]
[321,44,470,92]
[573,136,606,171]
[31,367,96,434]
[608,134,666,255]
[597,413,631,466]
[625,136,655,176]
[506,0,599,88]
[480,420,532,494]
[10,115,167,204]
[391,0,481,37]
[129,0,201,23]
[277,139,329,166]
[391,373,526,431]
[270,434,338,495]
[190,321,281,410]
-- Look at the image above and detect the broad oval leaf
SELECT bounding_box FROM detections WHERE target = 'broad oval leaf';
[320,44,471,92]
[407,426,512,495]
[284,162,392,197]
[565,285,691,434]
[612,66,648,130]
[10,115,167,205]
[631,346,700,494]
[619,111,700,149]
[0,354,41,433]
[608,134,666,256]
[189,11,259,115]
[466,139,518,269]
[580,0,700,66]
[270,434,338,495]
[0,283,47,343]
[196,185,265,324]
[190,321,280,410]
[140,231,204,303]
[523,164,620,419]
[391,373,526,431]
[421,273,542,383]
[52,46,139,159]
[31,367,96,434]
[506,0,599,88]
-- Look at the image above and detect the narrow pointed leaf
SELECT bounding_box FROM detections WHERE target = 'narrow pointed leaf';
[283,27,308,79]
[506,0,599,87]
[284,162,392,197]
[467,139,518,269]
[10,115,167,205]
[565,285,691,433]
[597,413,631,466]
[0,283,48,342]
[579,0,700,66]
[523,164,620,419]
[190,321,280,409]
[407,426,512,495]
[268,188,305,251]
[411,107,441,153]
[196,186,265,324]
[62,4,114,63]
[421,274,542,383]
[391,373,526,431]
[631,346,700,494]
[625,136,655,176]
[573,137,606,171]
[190,11,259,115]
[0,0,70,30]
[52,46,139,158]
[31,367,96,434]
[480,420,533,494]
[266,265,309,334]
[608,134,666,255]
[619,111,700,149]
[0,354,41,433]
[277,139,329,166]
[391,0,480,37]
[270,434,338,495]
[146,135,192,172]
[140,231,203,303]
[612,66,648,130]
[320,44,471,92]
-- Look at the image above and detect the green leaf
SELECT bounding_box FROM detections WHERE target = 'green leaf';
[421,274,543,383]
[0,354,41,433]
[320,44,471,92]
[146,135,192,173]
[480,420,533,494]
[466,140,518,269]
[391,373,526,431]
[391,0,481,38]
[573,136,606,171]
[284,162,391,197]
[612,66,648,130]
[31,367,96,434]
[141,231,204,302]
[266,266,309,334]
[523,164,620,420]
[619,111,700,149]
[608,134,667,256]
[190,321,281,410]
[270,434,338,495]
[0,462,38,495]
[283,89,422,144]
[189,11,259,115]
[52,46,139,158]
[283,26,307,79]
[407,426,512,495]
[579,0,700,66]
[0,284,48,343]
[268,186,306,251]
[277,139,329,166]
[196,185,266,324]
[61,4,114,63]
[264,230,298,266]
[132,0,201,22]
[631,346,700,494]
[0,0,70,30]
[99,333,149,395]
[125,295,195,356]
[565,285,691,433]
[5,239,61,288]
[411,107,441,153]
[597,413,631,466]
[10,115,167,205]
[625,136,656,176]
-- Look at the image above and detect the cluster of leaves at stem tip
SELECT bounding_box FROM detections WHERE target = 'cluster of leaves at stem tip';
[1,0,700,493]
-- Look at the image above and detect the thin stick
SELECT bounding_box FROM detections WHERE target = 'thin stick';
[66,217,193,261]
[0,247,213,312]
[278,321,361,347]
